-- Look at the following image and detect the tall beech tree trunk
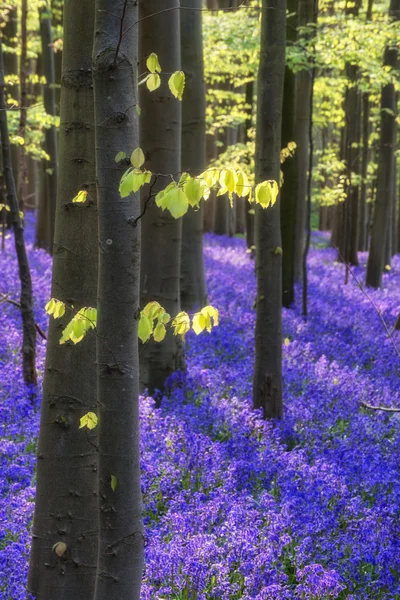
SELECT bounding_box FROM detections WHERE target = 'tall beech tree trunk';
[93,2,143,598]
[180,0,208,312]
[366,0,399,287]
[337,0,362,267]
[36,0,58,251]
[253,0,286,418]
[280,0,297,307]
[27,3,98,598]
[294,0,315,281]
[0,37,36,385]
[214,127,231,235]
[139,0,182,394]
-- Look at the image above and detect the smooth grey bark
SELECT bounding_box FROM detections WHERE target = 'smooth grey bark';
[36,0,58,251]
[366,0,399,287]
[17,0,28,210]
[180,0,208,312]
[92,1,143,599]
[293,0,315,281]
[139,0,182,394]
[253,0,286,419]
[280,0,297,307]
[27,2,98,598]
[0,36,36,385]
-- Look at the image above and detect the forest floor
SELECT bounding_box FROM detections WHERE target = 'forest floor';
[1,218,400,599]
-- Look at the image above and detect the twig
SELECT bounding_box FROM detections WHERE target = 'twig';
[0,293,47,339]
[113,0,129,67]
[360,401,400,413]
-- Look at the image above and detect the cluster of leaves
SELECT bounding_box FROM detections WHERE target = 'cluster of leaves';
[138,301,219,344]
[117,145,278,217]
[140,52,185,100]
[45,298,97,345]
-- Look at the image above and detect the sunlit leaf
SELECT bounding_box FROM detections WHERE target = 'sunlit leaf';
[168,71,185,100]
[131,147,145,169]
[146,52,161,74]
[79,411,98,430]
[147,73,161,92]
[72,190,88,204]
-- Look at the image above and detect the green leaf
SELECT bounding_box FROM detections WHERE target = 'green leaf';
[111,475,117,492]
[72,190,88,204]
[131,170,147,193]
[255,180,278,208]
[119,169,133,198]
[131,147,145,169]
[184,177,203,208]
[168,71,185,100]
[79,412,98,430]
[192,313,207,335]
[115,151,126,163]
[147,73,161,92]
[143,301,164,320]
[146,52,161,74]
[171,311,190,337]
[138,314,152,343]
[165,187,189,219]
[153,322,166,342]
[136,105,141,116]
[45,298,66,319]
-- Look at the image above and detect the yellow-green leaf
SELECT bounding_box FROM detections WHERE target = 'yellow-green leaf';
[143,301,164,320]
[146,52,161,74]
[79,411,98,430]
[147,73,161,92]
[72,190,88,204]
[153,322,166,342]
[119,170,133,198]
[138,314,152,343]
[111,475,117,492]
[131,147,145,169]
[192,313,207,335]
[45,298,66,319]
[115,151,126,163]
[171,311,190,337]
[184,177,203,208]
[168,71,185,100]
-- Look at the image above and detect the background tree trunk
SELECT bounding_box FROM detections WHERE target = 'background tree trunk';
[280,0,297,307]
[139,0,183,395]
[0,36,36,386]
[366,0,399,287]
[253,0,286,418]
[27,2,99,598]
[294,0,315,281]
[180,0,208,312]
[36,0,58,251]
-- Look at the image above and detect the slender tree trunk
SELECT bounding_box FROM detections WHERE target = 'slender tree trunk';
[214,127,230,235]
[203,132,217,232]
[92,2,143,599]
[244,79,255,250]
[36,0,58,251]
[139,0,182,394]
[180,0,208,312]
[280,0,297,307]
[3,8,19,191]
[294,0,315,281]
[0,36,36,386]
[27,3,99,598]
[17,0,28,211]
[359,92,370,251]
[366,0,399,287]
[253,0,286,418]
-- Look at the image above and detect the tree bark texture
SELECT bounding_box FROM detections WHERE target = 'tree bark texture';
[280,0,297,307]
[0,36,37,386]
[293,0,315,281]
[139,0,183,395]
[27,2,99,598]
[36,0,58,251]
[366,0,399,287]
[253,0,286,419]
[180,0,208,312]
[92,1,143,599]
